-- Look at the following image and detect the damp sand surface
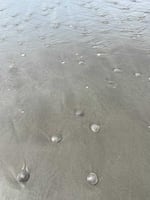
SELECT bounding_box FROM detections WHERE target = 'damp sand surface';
[0,0,150,199]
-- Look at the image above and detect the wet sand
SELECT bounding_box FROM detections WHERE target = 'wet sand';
[0,0,150,199]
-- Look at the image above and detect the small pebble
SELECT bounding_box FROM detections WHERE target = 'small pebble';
[90,124,100,133]
[17,170,30,183]
[113,68,121,72]
[87,172,99,185]
[21,53,26,57]
[96,53,101,57]
[61,61,65,64]
[9,64,15,69]
[51,134,62,143]
[78,61,85,65]
[75,110,84,117]
[17,164,30,183]
[134,72,141,77]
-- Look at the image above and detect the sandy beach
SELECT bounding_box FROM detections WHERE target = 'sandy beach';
[0,0,150,199]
